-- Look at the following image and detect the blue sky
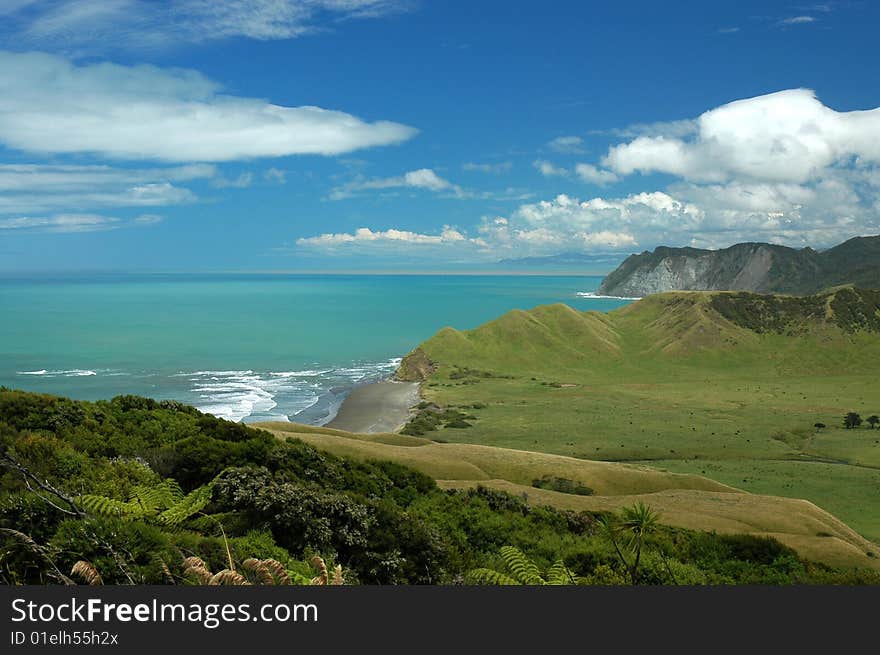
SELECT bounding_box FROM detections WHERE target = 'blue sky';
[0,0,878,272]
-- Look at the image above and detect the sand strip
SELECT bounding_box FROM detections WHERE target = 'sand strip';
[326,380,420,433]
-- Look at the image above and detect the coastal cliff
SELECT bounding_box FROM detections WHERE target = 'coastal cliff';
[597,235,880,297]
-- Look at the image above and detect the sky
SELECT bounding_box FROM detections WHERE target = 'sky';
[0,0,878,273]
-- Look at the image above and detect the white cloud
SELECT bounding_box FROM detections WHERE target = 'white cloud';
[547,136,585,154]
[593,119,697,140]
[534,160,569,177]
[462,161,512,174]
[0,163,210,214]
[0,212,161,233]
[4,1,411,52]
[574,163,618,186]
[579,88,880,249]
[779,15,817,25]
[296,176,880,261]
[0,51,417,162]
[534,160,618,186]
[297,191,700,259]
[603,89,880,184]
[329,168,465,200]
[264,167,287,184]
[296,225,480,251]
[212,172,254,188]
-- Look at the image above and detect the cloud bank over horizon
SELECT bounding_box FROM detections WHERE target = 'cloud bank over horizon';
[299,88,880,262]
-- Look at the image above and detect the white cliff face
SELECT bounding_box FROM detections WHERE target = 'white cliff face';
[603,246,775,297]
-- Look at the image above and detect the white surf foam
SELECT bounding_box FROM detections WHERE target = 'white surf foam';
[575,292,642,300]
[178,359,403,424]
[17,369,97,377]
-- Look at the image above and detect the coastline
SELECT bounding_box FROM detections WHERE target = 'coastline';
[325,379,420,433]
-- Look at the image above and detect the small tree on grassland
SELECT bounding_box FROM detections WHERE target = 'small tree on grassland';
[599,502,660,586]
[867,415,879,430]
[844,413,862,429]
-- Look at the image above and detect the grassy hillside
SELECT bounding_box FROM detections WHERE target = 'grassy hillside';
[260,422,880,571]
[392,288,880,542]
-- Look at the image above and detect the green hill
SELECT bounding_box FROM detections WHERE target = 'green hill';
[597,235,880,297]
[395,288,880,543]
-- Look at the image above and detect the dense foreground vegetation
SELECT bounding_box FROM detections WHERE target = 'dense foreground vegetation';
[2,390,878,585]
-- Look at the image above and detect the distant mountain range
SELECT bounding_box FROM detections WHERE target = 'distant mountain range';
[595,235,880,297]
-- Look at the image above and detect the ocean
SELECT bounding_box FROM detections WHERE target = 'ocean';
[0,274,634,424]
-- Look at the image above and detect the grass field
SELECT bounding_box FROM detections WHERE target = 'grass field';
[392,290,880,543]
[258,422,880,570]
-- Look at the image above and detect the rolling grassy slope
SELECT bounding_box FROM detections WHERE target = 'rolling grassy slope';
[258,422,880,571]
[392,288,880,542]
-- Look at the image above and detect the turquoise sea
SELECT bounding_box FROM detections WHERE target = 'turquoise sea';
[0,274,634,424]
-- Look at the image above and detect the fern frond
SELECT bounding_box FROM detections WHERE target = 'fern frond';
[499,546,546,585]
[183,565,213,585]
[242,558,274,585]
[209,569,249,586]
[157,483,213,527]
[182,556,206,570]
[71,560,103,585]
[331,564,344,586]
[81,494,146,519]
[262,559,292,585]
[310,556,329,585]
[159,560,175,584]
[130,480,183,512]
[545,559,573,585]
[466,568,522,586]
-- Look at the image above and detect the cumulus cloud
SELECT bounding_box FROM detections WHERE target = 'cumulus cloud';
[0,212,161,233]
[329,168,465,200]
[0,51,417,162]
[297,191,702,258]
[300,88,880,263]
[0,163,211,214]
[534,160,618,186]
[296,225,480,252]
[574,164,618,186]
[583,88,880,249]
[593,119,697,140]
[534,160,569,177]
[603,89,880,184]
[3,0,411,52]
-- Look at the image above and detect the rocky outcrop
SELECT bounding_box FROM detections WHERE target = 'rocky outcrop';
[394,347,436,382]
[597,236,880,297]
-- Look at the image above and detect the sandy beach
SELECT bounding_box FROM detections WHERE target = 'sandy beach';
[326,380,420,433]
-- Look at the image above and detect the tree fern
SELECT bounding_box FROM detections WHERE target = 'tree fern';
[81,479,213,527]
[499,545,546,584]
[80,494,148,520]
[545,559,573,585]
[157,483,214,527]
[130,480,183,513]
[467,546,577,585]
[467,568,522,585]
